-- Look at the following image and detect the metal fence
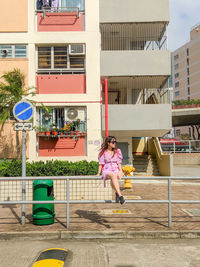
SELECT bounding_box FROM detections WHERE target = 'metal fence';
[161,140,200,153]
[0,176,200,229]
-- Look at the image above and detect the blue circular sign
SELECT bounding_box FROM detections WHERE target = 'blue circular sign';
[13,100,34,122]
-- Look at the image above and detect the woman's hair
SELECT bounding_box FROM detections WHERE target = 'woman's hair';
[99,136,118,157]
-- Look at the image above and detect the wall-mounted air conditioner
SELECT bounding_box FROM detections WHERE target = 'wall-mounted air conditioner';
[65,108,85,121]
[69,44,85,55]
[0,49,8,57]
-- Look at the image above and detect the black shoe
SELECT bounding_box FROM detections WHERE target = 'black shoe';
[115,193,120,203]
[119,196,125,205]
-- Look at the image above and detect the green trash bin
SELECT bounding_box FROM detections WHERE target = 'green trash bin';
[32,180,55,225]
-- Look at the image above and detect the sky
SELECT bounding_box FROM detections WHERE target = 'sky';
[168,0,200,51]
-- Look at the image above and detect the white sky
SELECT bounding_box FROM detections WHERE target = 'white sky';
[168,0,200,51]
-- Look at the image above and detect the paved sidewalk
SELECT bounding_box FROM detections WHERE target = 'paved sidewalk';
[0,182,200,233]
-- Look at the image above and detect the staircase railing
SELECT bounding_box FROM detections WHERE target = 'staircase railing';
[148,137,173,176]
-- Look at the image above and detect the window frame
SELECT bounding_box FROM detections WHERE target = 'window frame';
[0,44,27,59]
[37,44,85,71]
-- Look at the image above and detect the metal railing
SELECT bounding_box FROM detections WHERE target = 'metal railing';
[0,176,200,229]
[161,140,200,153]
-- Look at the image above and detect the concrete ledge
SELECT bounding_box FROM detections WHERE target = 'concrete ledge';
[0,230,200,240]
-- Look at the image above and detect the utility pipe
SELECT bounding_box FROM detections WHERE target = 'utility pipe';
[104,78,109,138]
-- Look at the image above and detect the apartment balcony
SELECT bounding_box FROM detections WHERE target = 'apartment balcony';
[36,73,86,94]
[101,50,170,77]
[100,0,169,23]
[101,104,172,137]
[36,7,84,32]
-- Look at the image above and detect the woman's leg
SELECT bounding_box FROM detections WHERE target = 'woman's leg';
[107,173,122,197]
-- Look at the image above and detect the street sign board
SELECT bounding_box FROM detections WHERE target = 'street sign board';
[13,100,33,122]
[14,122,33,131]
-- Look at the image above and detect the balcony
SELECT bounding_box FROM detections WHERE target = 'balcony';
[36,74,86,94]
[101,104,172,137]
[100,0,169,24]
[36,0,85,32]
[101,50,170,77]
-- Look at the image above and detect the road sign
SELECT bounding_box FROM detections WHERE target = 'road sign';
[13,100,33,122]
[14,122,33,131]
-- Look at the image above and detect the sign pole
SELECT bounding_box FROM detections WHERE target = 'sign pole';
[21,129,26,226]
[13,100,34,226]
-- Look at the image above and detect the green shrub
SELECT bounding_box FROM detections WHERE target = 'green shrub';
[0,159,99,177]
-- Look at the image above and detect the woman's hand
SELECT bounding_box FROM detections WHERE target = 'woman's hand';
[96,173,101,176]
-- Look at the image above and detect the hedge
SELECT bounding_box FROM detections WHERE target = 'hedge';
[173,99,200,106]
[0,159,98,177]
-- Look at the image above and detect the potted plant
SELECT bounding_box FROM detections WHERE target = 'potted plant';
[51,124,58,135]
[58,128,64,136]
[75,118,80,136]
[36,126,46,136]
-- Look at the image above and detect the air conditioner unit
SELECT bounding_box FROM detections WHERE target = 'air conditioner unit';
[69,44,85,55]
[65,108,85,121]
[0,49,8,56]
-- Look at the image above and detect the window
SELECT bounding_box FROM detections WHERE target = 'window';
[38,47,51,68]
[174,64,179,70]
[174,54,179,60]
[174,73,179,79]
[176,129,181,136]
[187,48,189,56]
[187,68,190,76]
[70,56,85,68]
[54,46,67,68]
[187,77,190,85]
[175,91,180,97]
[187,87,190,95]
[37,0,85,11]
[187,58,189,65]
[175,82,179,88]
[0,45,27,58]
[61,0,85,10]
[38,45,85,70]
[38,107,86,130]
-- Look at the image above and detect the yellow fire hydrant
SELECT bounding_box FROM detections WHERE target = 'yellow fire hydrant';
[122,165,135,189]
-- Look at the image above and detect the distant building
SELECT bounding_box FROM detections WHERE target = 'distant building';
[172,22,200,138]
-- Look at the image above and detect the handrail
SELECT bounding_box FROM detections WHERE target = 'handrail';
[36,7,81,18]
[152,137,162,160]
[0,175,200,229]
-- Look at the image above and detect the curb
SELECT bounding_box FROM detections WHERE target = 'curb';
[0,230,200,240]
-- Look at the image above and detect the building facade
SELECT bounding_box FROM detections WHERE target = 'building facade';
[172,23,200,138]
[0,0,171,163]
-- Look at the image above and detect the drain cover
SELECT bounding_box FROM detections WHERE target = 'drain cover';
[182,209,200,217]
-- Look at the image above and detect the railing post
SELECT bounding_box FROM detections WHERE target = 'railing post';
[168,178,172,227]
[173,141,176,154]
[189,140,191,153]
[21,130,26,226]
[66,178,70,228]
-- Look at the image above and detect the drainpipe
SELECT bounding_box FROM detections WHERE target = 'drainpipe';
[104,78,109,138]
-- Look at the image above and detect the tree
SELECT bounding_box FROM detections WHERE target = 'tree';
[0,69,35,159]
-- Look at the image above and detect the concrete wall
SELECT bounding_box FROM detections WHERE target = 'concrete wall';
[0,59,29,87]
[36,75,86,94]
[0,0,28,32]
[102,104,172,136]
[101,51,170,77]
[0,122,29,159]
[100,0,169,23]
[173,153,200,165]
[148,138,173,176]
